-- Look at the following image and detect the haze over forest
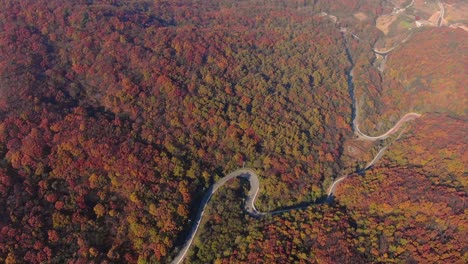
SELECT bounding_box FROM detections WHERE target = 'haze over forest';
[0,0,466,263]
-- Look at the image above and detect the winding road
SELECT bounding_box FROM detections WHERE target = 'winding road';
[373,33,413,56]
[405,0,415,10]
[172,109,421,263]
[171,169,262,264]
[354,112,421,141]
[171,19,422,264]
[373,46,396,55]
[326,144,389,199]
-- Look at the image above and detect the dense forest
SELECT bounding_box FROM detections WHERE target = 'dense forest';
[0,0,466,263]
[335,114,466,263]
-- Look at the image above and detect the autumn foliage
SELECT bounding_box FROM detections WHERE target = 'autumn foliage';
[0,0,355,262]
[0,0,466,263]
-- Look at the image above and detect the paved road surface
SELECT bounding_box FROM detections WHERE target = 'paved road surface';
[172,113,420,264]
[172,123,417,263]
[373,46,396,55]
[171,23,422,263]
[171,169,262,264]
[355,113,421,141]
[326,144,389,197]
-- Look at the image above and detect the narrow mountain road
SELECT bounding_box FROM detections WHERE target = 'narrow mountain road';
[437,0,445,27]
[373,46,396,55]
[172,114,418,263]
[171,169,262,264]
[326,175,349,198]
[326,144,389,198]
[355,113,421,141]
[405,0,415,10]
[172,165,341,264]
[171,20,422,263]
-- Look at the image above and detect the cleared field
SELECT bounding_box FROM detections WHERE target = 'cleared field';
[445,2,468,23]
[377,15,399,34]
[353,12,368,21]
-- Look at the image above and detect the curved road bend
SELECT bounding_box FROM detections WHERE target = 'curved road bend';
[173,25,423,264]
[326,144,388,198]
[171,169,263,264]
[373,32,413,56]
[172,116,420,263]
[373,46,396,55]
[355,112,421,141]
[174,133,408,264]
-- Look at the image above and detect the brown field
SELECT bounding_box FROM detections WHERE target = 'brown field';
[445,2,468,23]
[377,0,468,38]
[390,0,410,7]
[413,0,439,18]
[343,139,374,161]
[353,12,368,22]
[427,10,441,25]
[376,14,398,34]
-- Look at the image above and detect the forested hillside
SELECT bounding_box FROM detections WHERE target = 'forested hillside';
[0,0,466,263]
[335,114,466,263]
[0,0,355,262]
[356,27,467,133]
